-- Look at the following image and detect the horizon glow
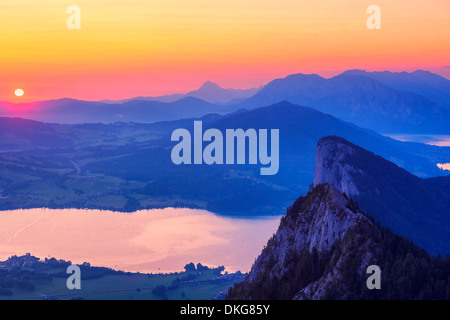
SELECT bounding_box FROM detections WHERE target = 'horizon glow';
[0,0,449,102]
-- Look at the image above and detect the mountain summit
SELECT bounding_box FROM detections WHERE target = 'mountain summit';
[314,136,450,255]
[227,138,450,299]
[186,81,262,104]
[197,80,222,90]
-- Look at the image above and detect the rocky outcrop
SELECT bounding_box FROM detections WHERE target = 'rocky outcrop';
[314,136,361,196]
[227,138,450,300]
[227,183,377,299]
[227,183,450,300]
[313,136,450,255]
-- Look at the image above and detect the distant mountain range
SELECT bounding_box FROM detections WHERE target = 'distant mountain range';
[234,70,450,133]
[342,69,450,109]
[314,136,450,255]
[1,101,449,215]
[101,81,262,105]
[0,81,260,124]
[0,97,226,124]
[1,70,449,134]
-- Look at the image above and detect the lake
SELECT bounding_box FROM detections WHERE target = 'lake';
[0,208,280,273]
[386,134,450,171]
[386,134,450,147]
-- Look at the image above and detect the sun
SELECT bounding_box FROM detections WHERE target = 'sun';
[14,89,24,97]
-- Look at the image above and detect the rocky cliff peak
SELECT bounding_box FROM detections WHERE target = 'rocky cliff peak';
[227,139,450,300]
[227,182,449,300]
[227,183,376,300]
[313,135,450,255]
[314,136,363,196]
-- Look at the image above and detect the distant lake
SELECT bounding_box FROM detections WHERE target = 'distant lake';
[0,208,280,273]
[386,134,450,147]
[386,134,450,171]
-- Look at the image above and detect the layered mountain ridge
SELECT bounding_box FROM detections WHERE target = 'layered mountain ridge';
[2,70,450,134]
[234,71,450,133]
[101,81,262,105]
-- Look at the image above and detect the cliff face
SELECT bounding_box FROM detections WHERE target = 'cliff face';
[227,183,450,300]
[245,184,368,282]
[314,136,450,256]
[227,138,450,300]
[227,183,378,300]
[314,137,362,196]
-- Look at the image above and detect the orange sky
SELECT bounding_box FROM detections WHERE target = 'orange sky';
[0,0,449,102]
